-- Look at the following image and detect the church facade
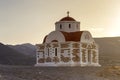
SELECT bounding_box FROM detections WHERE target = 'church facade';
[35,12,101,66]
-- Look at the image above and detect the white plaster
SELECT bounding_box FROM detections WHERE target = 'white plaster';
[80,31,95,43]
[55,21,80,32]
[45,31,65,43]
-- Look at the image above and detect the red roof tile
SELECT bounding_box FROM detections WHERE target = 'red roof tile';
[61,31,83,42]
[43,31,83,43]
[60,16,76,21]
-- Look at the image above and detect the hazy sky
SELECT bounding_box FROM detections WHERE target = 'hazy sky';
[0,0,120,44]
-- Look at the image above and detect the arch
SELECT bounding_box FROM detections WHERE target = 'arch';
[45,31,66,43]
[52,40,58,42]
[80,31,95,43]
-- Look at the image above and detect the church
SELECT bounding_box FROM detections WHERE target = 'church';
[35,12,101,66]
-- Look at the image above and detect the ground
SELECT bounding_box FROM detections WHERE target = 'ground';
[0,65,120,80]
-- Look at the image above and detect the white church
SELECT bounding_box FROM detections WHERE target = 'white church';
[35,12,101,66]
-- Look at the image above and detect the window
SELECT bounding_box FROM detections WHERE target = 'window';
[55,48,57,56]
[76,24,79,29]
[69,24,71,28]
[37,53,40,58]
[37,56,39,58]
[60,24,62,29]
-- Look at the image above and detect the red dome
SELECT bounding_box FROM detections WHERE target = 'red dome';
[60,16,76,21]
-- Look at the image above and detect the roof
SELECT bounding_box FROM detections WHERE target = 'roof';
[60,16,76,21]
[61,31,83,42]
[43,31,83,43]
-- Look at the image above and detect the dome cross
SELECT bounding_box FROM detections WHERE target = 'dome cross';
[67,11,70,17]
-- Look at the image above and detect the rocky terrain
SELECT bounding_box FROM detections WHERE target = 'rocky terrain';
[0,65,120,80]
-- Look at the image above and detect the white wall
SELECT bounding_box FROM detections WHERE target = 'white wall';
[55,21,80,32]
[80,31,95,43]
[45,31,65,43]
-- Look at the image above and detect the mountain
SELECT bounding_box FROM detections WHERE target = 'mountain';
[0,37,120,66]
[8,43,36,56]
[0,43,35,65]
[95,37,120,66]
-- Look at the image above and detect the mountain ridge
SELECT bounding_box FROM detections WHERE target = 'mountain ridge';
[0,43,35,65]
[0,37,120,66]
[7,43,36,56]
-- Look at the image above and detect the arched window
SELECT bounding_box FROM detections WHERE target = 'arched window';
[60,24,62,29]
[69,24,71,28]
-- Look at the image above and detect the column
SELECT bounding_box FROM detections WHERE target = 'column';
[70,42,73,64]
[85,49,88,64]
[80,44,82,64]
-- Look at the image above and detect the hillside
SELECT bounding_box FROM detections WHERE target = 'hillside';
[0,37,120,66]
[0,43,35,65]
[8,43,36,56]
[95,37,120,66]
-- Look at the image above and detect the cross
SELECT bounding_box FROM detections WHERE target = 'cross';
[67,11,70,17]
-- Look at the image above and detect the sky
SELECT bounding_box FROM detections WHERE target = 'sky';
[0,0,120,45]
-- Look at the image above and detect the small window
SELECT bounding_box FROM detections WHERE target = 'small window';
[76,24,79,29]
[37,56,39,58]
[69,24,71,28]
[60,24,62,29]
[55,48,57,56]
